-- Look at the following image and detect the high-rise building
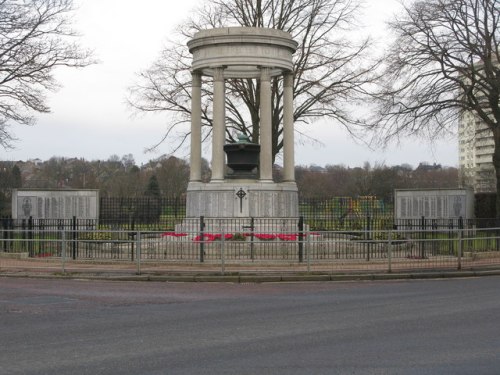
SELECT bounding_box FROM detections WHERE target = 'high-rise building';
[458,110,496,192]
[458,57,499,193]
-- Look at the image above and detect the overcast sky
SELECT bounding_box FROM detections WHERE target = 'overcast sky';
[0,0,458,168]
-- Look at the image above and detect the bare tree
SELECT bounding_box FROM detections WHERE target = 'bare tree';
[154,156,190,198]
[0,0,93,148]
[372,0,499,215]
[128,0,377,162]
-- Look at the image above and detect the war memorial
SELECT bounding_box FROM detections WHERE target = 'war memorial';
[181,27,300,231]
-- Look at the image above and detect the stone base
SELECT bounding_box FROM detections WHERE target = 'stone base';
[175,217,303,236]
[0,252,29,259]
[186,180,299,218]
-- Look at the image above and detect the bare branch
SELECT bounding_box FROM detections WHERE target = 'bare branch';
[128,0,376,161]
[372,0,500,215]
[0,0,94,148]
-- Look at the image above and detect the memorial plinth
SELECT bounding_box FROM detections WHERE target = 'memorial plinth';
[186,181,299,218]
[11,189,99,220]
[185,27,299,224]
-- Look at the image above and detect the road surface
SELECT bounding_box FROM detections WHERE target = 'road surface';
[1,276,499,374]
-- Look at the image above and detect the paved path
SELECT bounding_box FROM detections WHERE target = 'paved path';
[1,276,500,374]
[3,255,500,275]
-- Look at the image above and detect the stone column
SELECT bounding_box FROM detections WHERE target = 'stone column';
[259,67,273,181]
[190,71,202,182]
[283,72,295,181]
[211,67,226,181]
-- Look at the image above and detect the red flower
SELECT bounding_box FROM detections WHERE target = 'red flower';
[254,233,276,240]
[276,234,297,241]
[161,232,187,237]
[195,234,215,242]
[192,233,232,242]
[189,232,314,242]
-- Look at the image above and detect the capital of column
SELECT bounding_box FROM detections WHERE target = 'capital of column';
[260,66,272,82]
[213,66,225,82]
[192,70,202,87]
[284,71,294,88]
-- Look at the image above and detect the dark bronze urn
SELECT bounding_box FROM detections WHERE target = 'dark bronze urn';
[223,134,260,178]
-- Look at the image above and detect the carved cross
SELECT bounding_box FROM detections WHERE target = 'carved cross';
[236,188,247,213]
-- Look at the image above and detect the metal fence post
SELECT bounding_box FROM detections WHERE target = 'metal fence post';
[420,216,426,259]
[27,216,34,257]
[457,229,462,271]
[72,216,77,260]
[496,219,500,251]
[250,217,255,261]
[1,217,5,252]
[387,230,392,273]
[221,229,225,276]
[61,229,66,274]
[135,231,141,275]
[21,218,26,253]
[199,216,205,263]
[130,217,135,262]
[306,230,311,273]
[366,216,371,261]
[298,216,304,263]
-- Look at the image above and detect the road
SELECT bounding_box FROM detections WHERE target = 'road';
[1,276,499,375]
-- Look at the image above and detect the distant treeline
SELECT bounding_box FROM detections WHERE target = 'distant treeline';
[0,155,458,216]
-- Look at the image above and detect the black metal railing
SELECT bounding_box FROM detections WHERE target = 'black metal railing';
[3,215,500,263]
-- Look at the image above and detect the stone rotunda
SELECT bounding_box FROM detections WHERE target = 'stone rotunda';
[185,27,299,221]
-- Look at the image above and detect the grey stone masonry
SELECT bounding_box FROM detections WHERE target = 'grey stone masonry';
[186,27,299,219]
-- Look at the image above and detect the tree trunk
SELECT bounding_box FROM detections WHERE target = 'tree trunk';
[493,128,500,221]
